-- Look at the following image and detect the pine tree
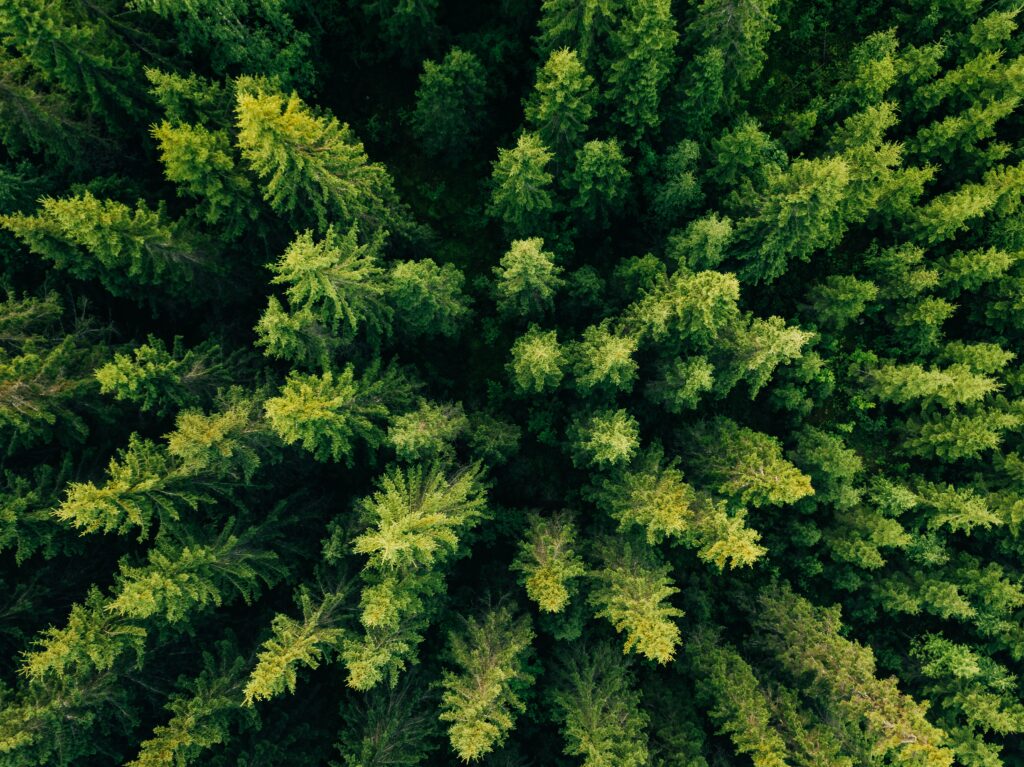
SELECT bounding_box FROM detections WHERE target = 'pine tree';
[388,400,468,464]
[344,463,489,691]
[438,606,535,761]
[568,139,631,226]
[411,48,488,162]
[128,640,256,767]
[264,364,413,464]
[589,540,683,663]
[511,512,586,613]
[151,120,255,237]
[686,626,790,767]
[685,0,780,96]
[598,447,765,567]
[524,48,596,159]
[244,585,349,705]
[570,408,640,467]
[508,326,566,394]
[235,78,395,233]
[0,193,205,304]
[551,642,650,767]
[535,0,619,64]
[267,226,391,343]
[96,336,236,417]
[682,418,814,508]
[493,238,564,318]
[488,133,555,237]
[388,260,471,338]
[605,0,678,144]
[571,321,637,393]
[755,585,955,767]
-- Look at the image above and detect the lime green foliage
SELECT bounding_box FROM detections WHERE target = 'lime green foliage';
[494,238,564,318]
[151,120,254,236]
[351,463,487,571]
[512,512,586,612]
[388,400,468,463]
[128,641,254,767]
[344,464,488,691]
[265,365,411,464]
[439,606,535,761]
[572,321,637,392]
[235,79,394,233]
[108,520,284,624]
[525,48,595,157]
[571,408,640,467]
[267,226,390,342]
[489,133,555,236]
[599,448,765,567]
[0,193,202,303]
[508,326,565,393]
[684,418,814,507]
[244,586,349,705]
[6,3,1024,766]
[96,336,234,417]
[590,540,683,663]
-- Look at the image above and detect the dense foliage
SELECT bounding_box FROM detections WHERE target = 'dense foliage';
[1,1,1024,765]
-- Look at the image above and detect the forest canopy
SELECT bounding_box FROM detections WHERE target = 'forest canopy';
[1,0,1024,765]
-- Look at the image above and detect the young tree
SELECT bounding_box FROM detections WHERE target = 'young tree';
[524,48,596,158]
[411,48,488,162]
[551,642,650,767]
[264,364,413,464]
[493,238,564,318]
[570,408,640,467]
[535,0,619,64]
[0,193,204,304]
[235,79,396,233]
[267,226,391,343]
[243,585,350,705]
[96,336,236,417]
[511,512,586,613]
[682,418,814,507]
[508,326,566,394]
[488,133,555,237]
[568,139,631,226]
[605,0,678,144]
[388,260,471,338]
[438,606,535,761]
[590,540,683,663]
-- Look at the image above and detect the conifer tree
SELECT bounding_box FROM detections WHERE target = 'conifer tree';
[438,606,535,761]
[524,48,596,159]
[493,238,564,318]
[589,540,683,663]
[605,0,678,144]
[551,642,650,767]
[489,133,555,237]
[511,512,586,613]
[411,48,488,162]
[235,79,395,233]
[264,364,412,464]
[0,193,204,304]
